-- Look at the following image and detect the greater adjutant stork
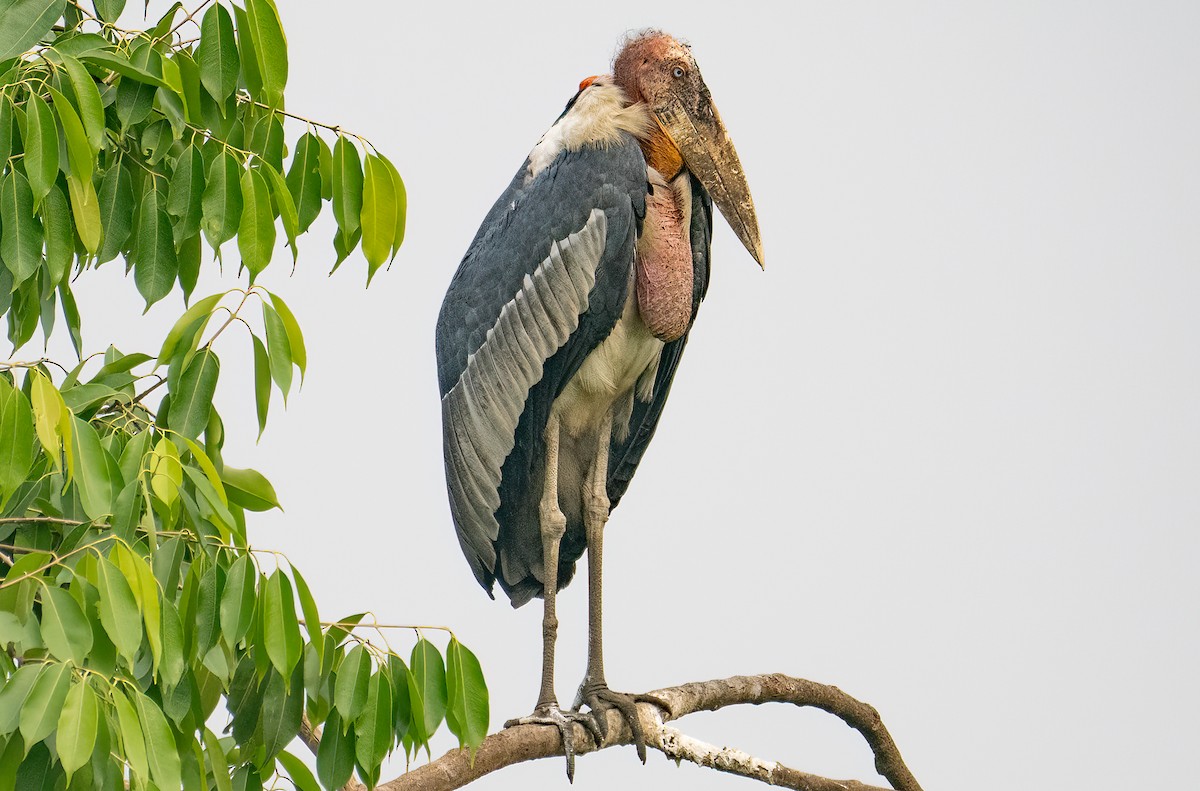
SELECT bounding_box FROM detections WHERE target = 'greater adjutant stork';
[436,31,762,773]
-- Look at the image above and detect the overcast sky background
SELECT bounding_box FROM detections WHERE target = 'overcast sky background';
[30,1,1200,788]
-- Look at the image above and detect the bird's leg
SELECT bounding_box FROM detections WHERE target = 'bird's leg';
[504,413,600,781]
[573,411,670,762]
[535,411,566,712]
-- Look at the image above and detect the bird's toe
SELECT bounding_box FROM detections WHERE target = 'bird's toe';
[504,705,600,782]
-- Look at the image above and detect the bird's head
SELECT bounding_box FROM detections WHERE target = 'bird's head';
[614,31,764,267]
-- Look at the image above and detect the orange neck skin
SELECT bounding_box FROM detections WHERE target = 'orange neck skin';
[641,120,684,181]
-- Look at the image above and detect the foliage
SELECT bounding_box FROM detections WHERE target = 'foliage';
[0,2,484,790]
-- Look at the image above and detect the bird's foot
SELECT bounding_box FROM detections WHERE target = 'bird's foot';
[505,705,602,782]
[574,682,671,763]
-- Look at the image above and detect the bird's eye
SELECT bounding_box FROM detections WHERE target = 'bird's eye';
[672,66,684,78]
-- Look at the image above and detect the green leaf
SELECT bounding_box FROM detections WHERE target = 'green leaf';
[286,132,322,234]
[0,95,15,167]
[265,290,306,383]
[193,563,223,660]
[13,740,58,791]
[150,435,183,506]
[58,283,82,358]
[259,662,303,761]
[134,185,179,310]
[251,333,270,439]
[171,348,219,441]
[158,597,186,687]
[410,639,447,744]
[238,168,274,281]
[263,570,302,678]
[7,278,40,349]
[248,113,284,171]
[178,232,202,302]
[261,303,292,401]
[92,0,127,23]
[60,382,122,415]
[38,281,56,347]
[48,86,92,180]
[55,678,98,781]
[29,371,66,474]
[157,291,223,366]
[41,183,72,285]
[18,660,71,746]
[69,415,118,520]
[95,555,143,666]
[116,423,149,484]
[197,3,239,104]
[0,170,43,288]
[202,727,234,791]
[0,378,36,505]
[174,49,203,124]
[379,154,406,262]
[361,154,399,281]
[147,1,183,42]
[23,92,57,210]
[0,663,43,736]
[355,669,393,776]
[331,135,363,244]
[96,161,133,264]
[445,638,488,754]
[82,49,170,90]
[168,144,205,246]
[289,564,321,653]
[112,543,162,670]
[60,54,105,152]
[40,584,94,665]
[221,466,280,511]
[182,436,226,503]
[227,653,263,745]
[232,4,262,102]
[315,710,355,791]
[201,150,243,252]
[66,172,101,255]
[387,654,412,742]
[317,132,334,200]
[243,0,287,107]
[334,644,371,726]
[114,64,158,129]
[133,690,182,791]
[276,750,321,791]
[0,0,67,61]
[262,162,298,260]
[112,688,148,784]
[219,554,255,646]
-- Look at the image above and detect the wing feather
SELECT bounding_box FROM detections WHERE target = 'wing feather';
[437,140,646,594]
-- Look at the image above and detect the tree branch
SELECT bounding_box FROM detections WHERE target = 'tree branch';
[371,673,922,791]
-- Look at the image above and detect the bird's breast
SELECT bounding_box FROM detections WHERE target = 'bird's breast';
[554,283,664,443]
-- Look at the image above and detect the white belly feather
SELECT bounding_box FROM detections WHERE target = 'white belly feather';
[553,283,663,445]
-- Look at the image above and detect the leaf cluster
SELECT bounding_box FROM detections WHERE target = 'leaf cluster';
[0,4,481,791]
[0,0,406,356]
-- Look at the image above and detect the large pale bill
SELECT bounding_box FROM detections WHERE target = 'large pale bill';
[654,95,764,268]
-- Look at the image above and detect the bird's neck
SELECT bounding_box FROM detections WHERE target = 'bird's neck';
[641,120,684,181]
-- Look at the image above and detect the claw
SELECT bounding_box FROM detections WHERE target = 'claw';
[576,685,670,763]
[505,706,599,782]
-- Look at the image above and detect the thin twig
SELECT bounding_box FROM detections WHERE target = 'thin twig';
[235,92,373,149]
[167,0,214,37]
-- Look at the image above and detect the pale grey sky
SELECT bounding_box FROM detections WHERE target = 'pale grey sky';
[37,2,1200,788]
